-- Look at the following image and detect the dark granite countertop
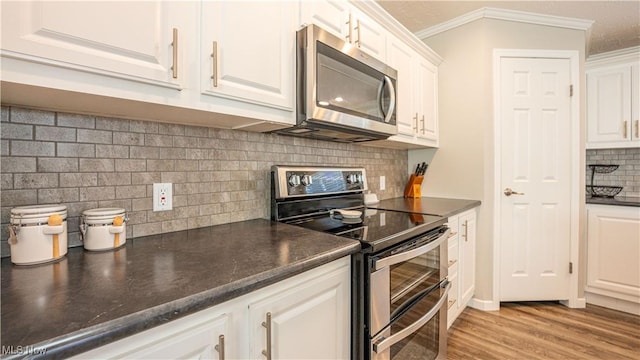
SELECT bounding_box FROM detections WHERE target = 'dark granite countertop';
[371,197,481,217]
[0,219,360,359]
[586,196,640,207]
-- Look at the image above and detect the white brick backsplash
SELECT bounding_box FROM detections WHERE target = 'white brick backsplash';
[57,113,95,129]
[2,123,33,140]
[0,106,408,257]
[35,126,76,142]
[11,140,55,156]
[10,107,55,125]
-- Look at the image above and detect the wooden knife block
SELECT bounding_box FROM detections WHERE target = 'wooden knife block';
[404,174,423,198]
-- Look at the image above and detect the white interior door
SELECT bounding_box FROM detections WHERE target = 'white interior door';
[499,57,572,301]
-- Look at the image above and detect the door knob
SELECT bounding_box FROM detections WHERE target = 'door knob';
[504,188,524,196]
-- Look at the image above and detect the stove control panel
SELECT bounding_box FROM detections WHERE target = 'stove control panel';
[272,166,368,199]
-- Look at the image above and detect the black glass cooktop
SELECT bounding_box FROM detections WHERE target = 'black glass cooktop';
[285,208,446,252]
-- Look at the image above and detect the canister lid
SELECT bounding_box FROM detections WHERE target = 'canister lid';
[10,204,67,224]
[83,208,125,217]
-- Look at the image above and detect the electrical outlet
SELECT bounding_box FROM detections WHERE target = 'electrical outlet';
[380,176,386,191]
[153,183,173,211]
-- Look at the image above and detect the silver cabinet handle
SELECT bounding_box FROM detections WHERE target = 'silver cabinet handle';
[420,115,425,134]
[413,113,418,131]
[635,120,639,139]
[504,188,524,196]
[214,334,225,360]
[462,220,468,241]
[374,228,450,270]
[171,28,178,79]
[624,120,628,139]
[355,19,361,47]
[345,13,352,43]
[261,312,272,360]
[211,41,218,87]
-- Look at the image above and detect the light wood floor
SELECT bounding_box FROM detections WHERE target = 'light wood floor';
[447,302,640,359]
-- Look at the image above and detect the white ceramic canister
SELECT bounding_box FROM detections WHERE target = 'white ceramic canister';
[80,208,127,251]
[9,204,68,265]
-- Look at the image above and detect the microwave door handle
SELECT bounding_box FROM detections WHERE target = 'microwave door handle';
[372,281,451,354]
[382,75,396,123]
[373,228,450,270]
[377,81,386,119]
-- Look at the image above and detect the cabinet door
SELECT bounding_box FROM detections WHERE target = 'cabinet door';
[73,307,232,360]
[299,0,350,39]
[248,261,350,360]
[201,1,295,110]
[586,205,640,302]
[350,9,386,61]
[416,58,438,144]
[587,65,633,144]
[1,1,190,90]
[386,36,416,136]
[458,210,476,307]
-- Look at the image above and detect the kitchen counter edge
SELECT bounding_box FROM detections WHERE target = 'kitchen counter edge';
[586,196,640,207]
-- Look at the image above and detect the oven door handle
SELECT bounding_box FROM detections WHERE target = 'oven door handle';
[373,228,450,270]
[372,281,451,354]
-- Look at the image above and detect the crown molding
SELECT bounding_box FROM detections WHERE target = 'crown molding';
[586,45,640,68]
[415,7,594,40]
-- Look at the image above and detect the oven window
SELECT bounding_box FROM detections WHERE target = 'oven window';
[391,310,439,359]
[390,249,440,313]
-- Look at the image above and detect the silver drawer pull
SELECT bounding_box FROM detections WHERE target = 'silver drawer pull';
[211,41,218,87]
[171,28,178,79]
[261,312,272,360]
[214,334,224,360]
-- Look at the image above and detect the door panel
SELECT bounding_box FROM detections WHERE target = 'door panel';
[500,57,571,301]
[201,1,295,109]
[1,1,189,89]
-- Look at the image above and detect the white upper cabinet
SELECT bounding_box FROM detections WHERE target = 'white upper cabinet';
[1,1,191,91]
[377,35,439,148]
[386,38,415,136]
[200,1,296,111]
[299,0,350,39]
[415,56,438,144]
[586,47,640,149]
[299,0,385,60]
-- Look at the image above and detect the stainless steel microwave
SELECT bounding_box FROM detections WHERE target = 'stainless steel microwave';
[276,24,398,142]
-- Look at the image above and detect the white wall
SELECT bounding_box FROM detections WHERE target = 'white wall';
[411,18,586,303]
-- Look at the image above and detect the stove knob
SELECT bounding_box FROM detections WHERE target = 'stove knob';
[346,174,357,184]
[301,174,313,186]
[288,175,301,187]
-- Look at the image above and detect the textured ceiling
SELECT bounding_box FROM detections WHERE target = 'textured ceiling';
[376,1,640,56]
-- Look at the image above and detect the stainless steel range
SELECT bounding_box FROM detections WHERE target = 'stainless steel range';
[271,166,450,360]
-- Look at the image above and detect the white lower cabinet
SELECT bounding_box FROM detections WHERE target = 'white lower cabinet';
[446,208,477,328]
[585,204,640,314]
[248,261,350,359]
[73,256,351,359]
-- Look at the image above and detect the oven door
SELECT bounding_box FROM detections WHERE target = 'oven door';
[369,227,450,360]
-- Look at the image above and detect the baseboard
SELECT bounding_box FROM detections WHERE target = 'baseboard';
[585,292,640,315]
[468,298,500,311]
[560,297,586,308]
